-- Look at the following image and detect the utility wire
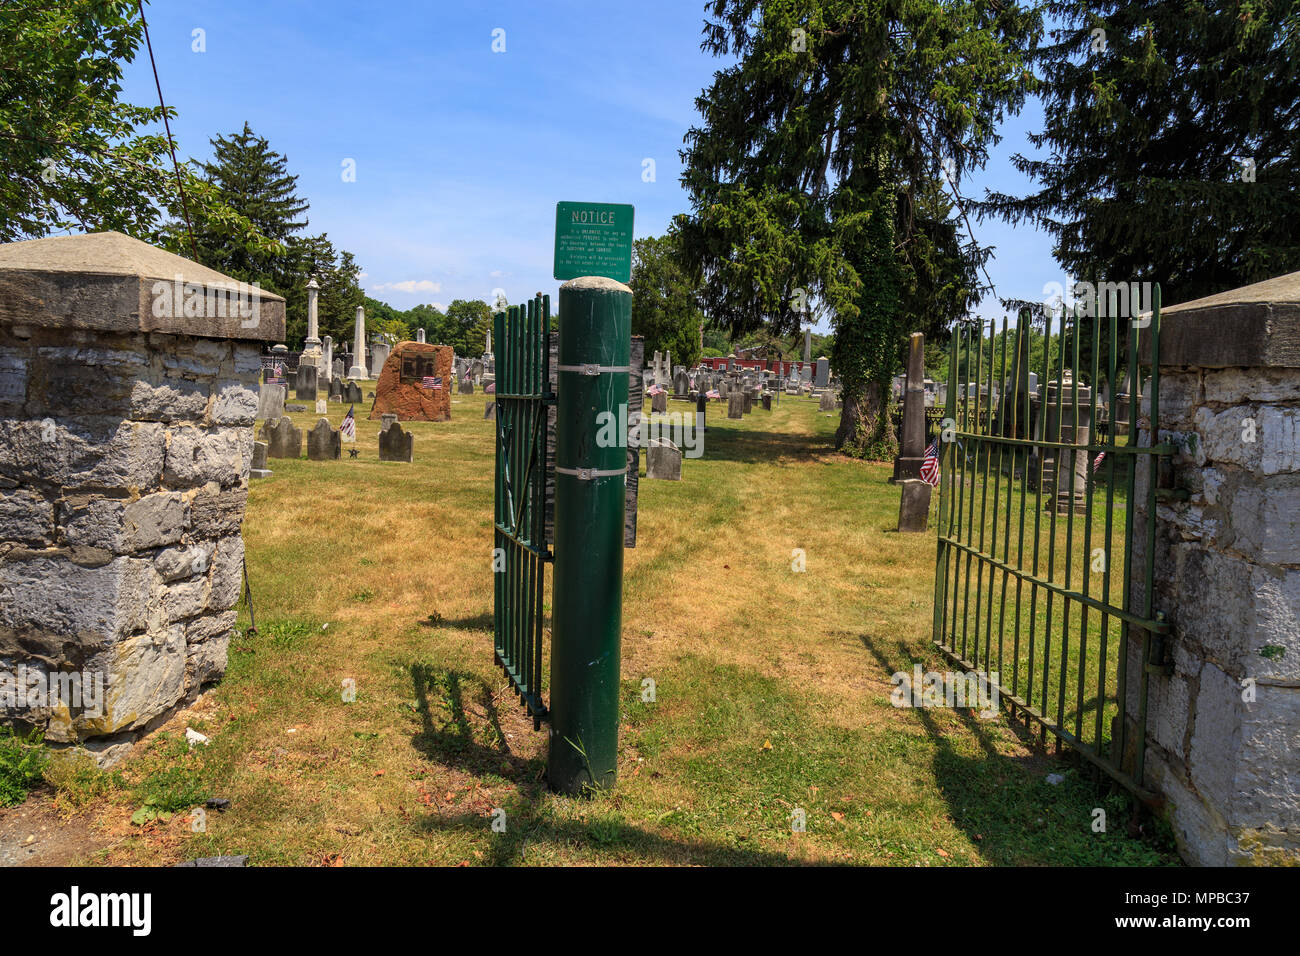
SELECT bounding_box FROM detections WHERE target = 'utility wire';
[136,0,198,260]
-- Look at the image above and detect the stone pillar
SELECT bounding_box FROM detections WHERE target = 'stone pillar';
[0,230,284,762]
[301,275,322,375]
[892,333,926,482]
[804,328,812,364]
[321,334,333,383]
[349,305,366,379]
[1129,270,1300,865]
[416,328,426,344]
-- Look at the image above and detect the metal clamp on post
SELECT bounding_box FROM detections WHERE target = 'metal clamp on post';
[555,466,627,481]
[557,364,631,376]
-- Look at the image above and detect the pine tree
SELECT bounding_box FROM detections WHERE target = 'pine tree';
[677,0,1037,455]
[983,1,1300,303]
[189,123,309,296]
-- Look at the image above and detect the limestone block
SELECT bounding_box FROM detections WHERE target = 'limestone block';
[61,490,186,553]
[209,378,259,426]
[163,425,250,488]
[0,487,53,545]
[0,418,166,491]
[208,535,244,612]
[0,555,160,648]
[1204,367,1300,405]
[128,378,208,423]
[78,625,187,737]
[189,482,247,538]
[163,577,211,623]
[153,543,213,583]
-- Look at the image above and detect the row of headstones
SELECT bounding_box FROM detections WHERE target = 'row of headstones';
[256,379,368,420]
[253,415,414,472]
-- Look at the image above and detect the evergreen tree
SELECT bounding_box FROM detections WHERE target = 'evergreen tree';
[983,1,1300,303]
[189,123,310,295]
[677,0,1038,456]
[630,234,705,369]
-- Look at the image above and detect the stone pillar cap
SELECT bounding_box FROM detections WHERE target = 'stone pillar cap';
[1145,270,1300,368]
[0,230,285,341]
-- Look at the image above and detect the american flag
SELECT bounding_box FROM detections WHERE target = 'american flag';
[422,376,442,390]
[340,404,356,442]
[920,439,940,487]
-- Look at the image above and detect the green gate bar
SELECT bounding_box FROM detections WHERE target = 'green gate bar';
[493,294,552,728]
[932,293,1173,800]
[547,276,632,794]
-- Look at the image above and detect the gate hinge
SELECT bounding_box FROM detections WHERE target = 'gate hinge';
[1145,610,1175,675]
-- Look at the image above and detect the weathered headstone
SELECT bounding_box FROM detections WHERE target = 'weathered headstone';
[897,479,931,532]
[459,377,474,395]
[819,390,836,411]
[892,333,927,482]
[295,363,317,402]
[259,417,302,459]
[256,382,285,420]
[345,381,363,404]
[349,306,367,379]
[416,328,426,343]
[651,391,667,413]
[762,393,772,410]
[250,440,272,479]
[814,356,830,388]
[328,377,342,401]
[306,418,341,461]
[742,392,753,413]
[646,438,682,481]
[378,421,414,462]
[728,392,744,419]
[315,399,327,415]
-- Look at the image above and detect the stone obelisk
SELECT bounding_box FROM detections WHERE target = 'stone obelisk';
[348,305,367,380]
[301,276,323,374]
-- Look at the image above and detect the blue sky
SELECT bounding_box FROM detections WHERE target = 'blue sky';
[121,0,1058,331]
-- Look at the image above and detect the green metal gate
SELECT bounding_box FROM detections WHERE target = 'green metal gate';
[932,290,1174,799]
[493,293,552,729]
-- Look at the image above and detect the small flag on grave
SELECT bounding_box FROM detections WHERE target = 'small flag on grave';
[422,376,442,391]
[920,439,941,487]
[340,404,356,442]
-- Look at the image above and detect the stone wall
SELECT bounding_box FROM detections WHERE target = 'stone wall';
[1129,274,1300,865]
[0,231,282,763]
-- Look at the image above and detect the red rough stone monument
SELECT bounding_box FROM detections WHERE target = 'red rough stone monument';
[368,341,453,421]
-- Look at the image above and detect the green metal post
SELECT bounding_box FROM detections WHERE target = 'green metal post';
[547,276,631,794]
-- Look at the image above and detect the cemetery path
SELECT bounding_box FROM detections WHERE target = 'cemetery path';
[55,392,1176,866]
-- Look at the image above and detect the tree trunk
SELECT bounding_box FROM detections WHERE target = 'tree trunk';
[835,379,896,459]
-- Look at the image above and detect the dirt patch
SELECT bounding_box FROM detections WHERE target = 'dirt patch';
[0,790,114,866]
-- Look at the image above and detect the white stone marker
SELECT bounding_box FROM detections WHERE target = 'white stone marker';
[348,305,367,379]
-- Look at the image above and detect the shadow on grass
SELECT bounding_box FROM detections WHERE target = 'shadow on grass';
[700,425,831,465]
[406,662,803,866]
[419,612,493,633]
[856,632,1175,866]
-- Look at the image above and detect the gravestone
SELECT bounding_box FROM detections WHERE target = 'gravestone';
[673,368,689,399]
[651,391,667,413]
[369,341,391,380]
[815,356,830,388]
[459,377,474,395]
[892,333,927,482]
[259,417,302,459]
[728,392,744,419]
[762,393,772,410]
[820,390,836,411]
[256,382,285,420]
[295,363,317,402]
[307,418,341,461]
[378,421,414,462]
[315,399,327,415]
[416,328,426,343]
[250,440,272,479]
[321,335,333,383]
[742,392,753,413]
[328,377,342,401]
[646,438,682,481]
[332,358,344,380]
[345,381,363,404]
[368,341,453,422]
[696,392,707,430]
[897,479,931,532]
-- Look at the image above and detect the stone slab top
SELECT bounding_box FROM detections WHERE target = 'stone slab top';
[0,230,285,341]
[1144,270,1300,368]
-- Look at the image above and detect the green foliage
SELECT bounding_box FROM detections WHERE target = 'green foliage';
[630,234,705,368]
[984,0,1300,303]
[444,299,493,357]
[185,124,363,348]
[0,726,49,807]
[0,2,276,254]
[677,0,1039,448]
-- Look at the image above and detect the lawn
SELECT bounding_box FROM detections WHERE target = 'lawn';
[41,387,1179,866]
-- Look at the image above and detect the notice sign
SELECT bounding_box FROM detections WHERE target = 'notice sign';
[553,201,635,284]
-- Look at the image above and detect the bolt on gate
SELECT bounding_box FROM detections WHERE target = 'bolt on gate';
[493,294,552,729]
[932,289,1176,799]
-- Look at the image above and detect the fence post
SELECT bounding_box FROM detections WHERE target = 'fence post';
[547,276,632,794]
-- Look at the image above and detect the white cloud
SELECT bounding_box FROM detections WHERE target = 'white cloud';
[370,279,442,294]
[489,269,506,278]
